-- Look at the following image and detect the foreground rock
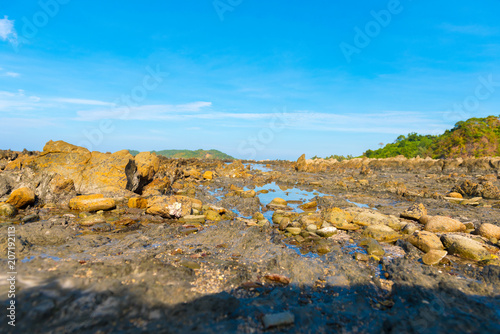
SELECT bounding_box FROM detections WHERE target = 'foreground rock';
[69,194,116,211]
[477,223,500,240]
[6,187,35,209]
[440,234,491,261]
[420,215,466,233]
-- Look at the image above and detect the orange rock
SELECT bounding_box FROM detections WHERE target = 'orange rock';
[135,152,160,181]
[447,192,463,199]
[69,194,116,211]
[128,197,148,209]
[420,215,466,233]
[203,171,213,180]
[6,187,35,209]
[146,195,193,218]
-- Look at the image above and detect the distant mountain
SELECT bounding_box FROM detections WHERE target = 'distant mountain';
[128,149,234,160]
[364,115,500,159]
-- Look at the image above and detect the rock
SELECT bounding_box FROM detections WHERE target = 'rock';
[347,208,403,230]
[79,215,106,226]
[447,192,463,199]
[12,140,140,195]
[316,227,338,237]
[420,215,466,233]
[146,195,193,218]
[69,194,116,212]
[49,174,75,194]
[452,180,500,200]
[141,177,171,197]
[477,223,500,240]
[240,190,256,198]
[359,238,385,257]
[262,312,295,329]
[0,202,16,217]
[128,197,148,209]
[363,225,399,242]
[408,231,444,253]
[279,217,291,230]
[21,214,39,223]
[286,227,302,235]
[295,154,307,172]
[205,210,221,221]
[355,252,369,261]
[306,224,317,232]
[322,207,353,225]
[400,203,427,220]
[440,234,491,261]
[6,187,35,209]
[270,198,287,206]
[203,171,213,180]
[422,249,447,265]
[134,151,159,183]
[181,215,206,224]
[317,243,331,254]
[0,177,12,198]
[402,223,418,235]
[184,169,201,179]
[299,200,317,210]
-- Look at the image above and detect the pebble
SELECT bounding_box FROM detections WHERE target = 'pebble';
[316,226,337,237]
[21,214,40,223]
[262,311,295,329]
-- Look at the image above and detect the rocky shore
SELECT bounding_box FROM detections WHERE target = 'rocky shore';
[1,141,500,333]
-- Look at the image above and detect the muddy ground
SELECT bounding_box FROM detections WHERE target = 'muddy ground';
[1,160,500,333]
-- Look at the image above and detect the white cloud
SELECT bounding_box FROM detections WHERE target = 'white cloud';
[75,101,212,121]
[5,72,20,78]
[0,16,17,44]
[441,23,498,36]
[53,98,116,106]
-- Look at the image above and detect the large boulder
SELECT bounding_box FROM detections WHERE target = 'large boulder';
[477,223,500,240]
[6,141,143,196]
[408,231,444,253]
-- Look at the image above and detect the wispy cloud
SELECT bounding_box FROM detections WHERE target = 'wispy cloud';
[75,101,212,121]
[0,16,17,44]
[5,72,20,78]
[441,23,498,36]
[52,98,115,106]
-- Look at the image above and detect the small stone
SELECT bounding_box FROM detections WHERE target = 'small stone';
[128,197,148,209]
[294,235,305,243]
[240,190,256,198]
[80,215,106,226]
[306,224,317,232]
[363,225,399,242]
[420,215,466,233]
[6,187,35,209]
[279,217,291,230]
[299,200,317,211]
[286,227,302,235]
[21,214,39,223]
[400,203,427,220]
[180,261,200,269]
[0,202,16,217]
[205,210,221,221]
[359,238,385,257]
[69,194,116,212]
[180,215,206,224]
[316,226,338,237]
[422,249,446,265]
[408,231,444,253]
[355,252,369,261]
[203,171,213,180]
[447,192,463,199]
[402,223,418,235]
[270,198,287,206]
[317,244,331,254]
[262,312,295,329]
[477,223,500,240]
[441,234,490,261]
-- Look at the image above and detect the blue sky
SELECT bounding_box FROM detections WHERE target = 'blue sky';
[1,0,500,160]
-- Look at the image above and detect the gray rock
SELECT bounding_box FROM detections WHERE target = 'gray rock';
[262,311,295,329]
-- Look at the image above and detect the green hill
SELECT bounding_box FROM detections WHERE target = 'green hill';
[364,115,500,159]
[128,149,234,160]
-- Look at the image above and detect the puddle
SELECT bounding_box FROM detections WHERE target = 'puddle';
[346,199,371,209]
[244,163,273,173]
[21,254,61,262]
